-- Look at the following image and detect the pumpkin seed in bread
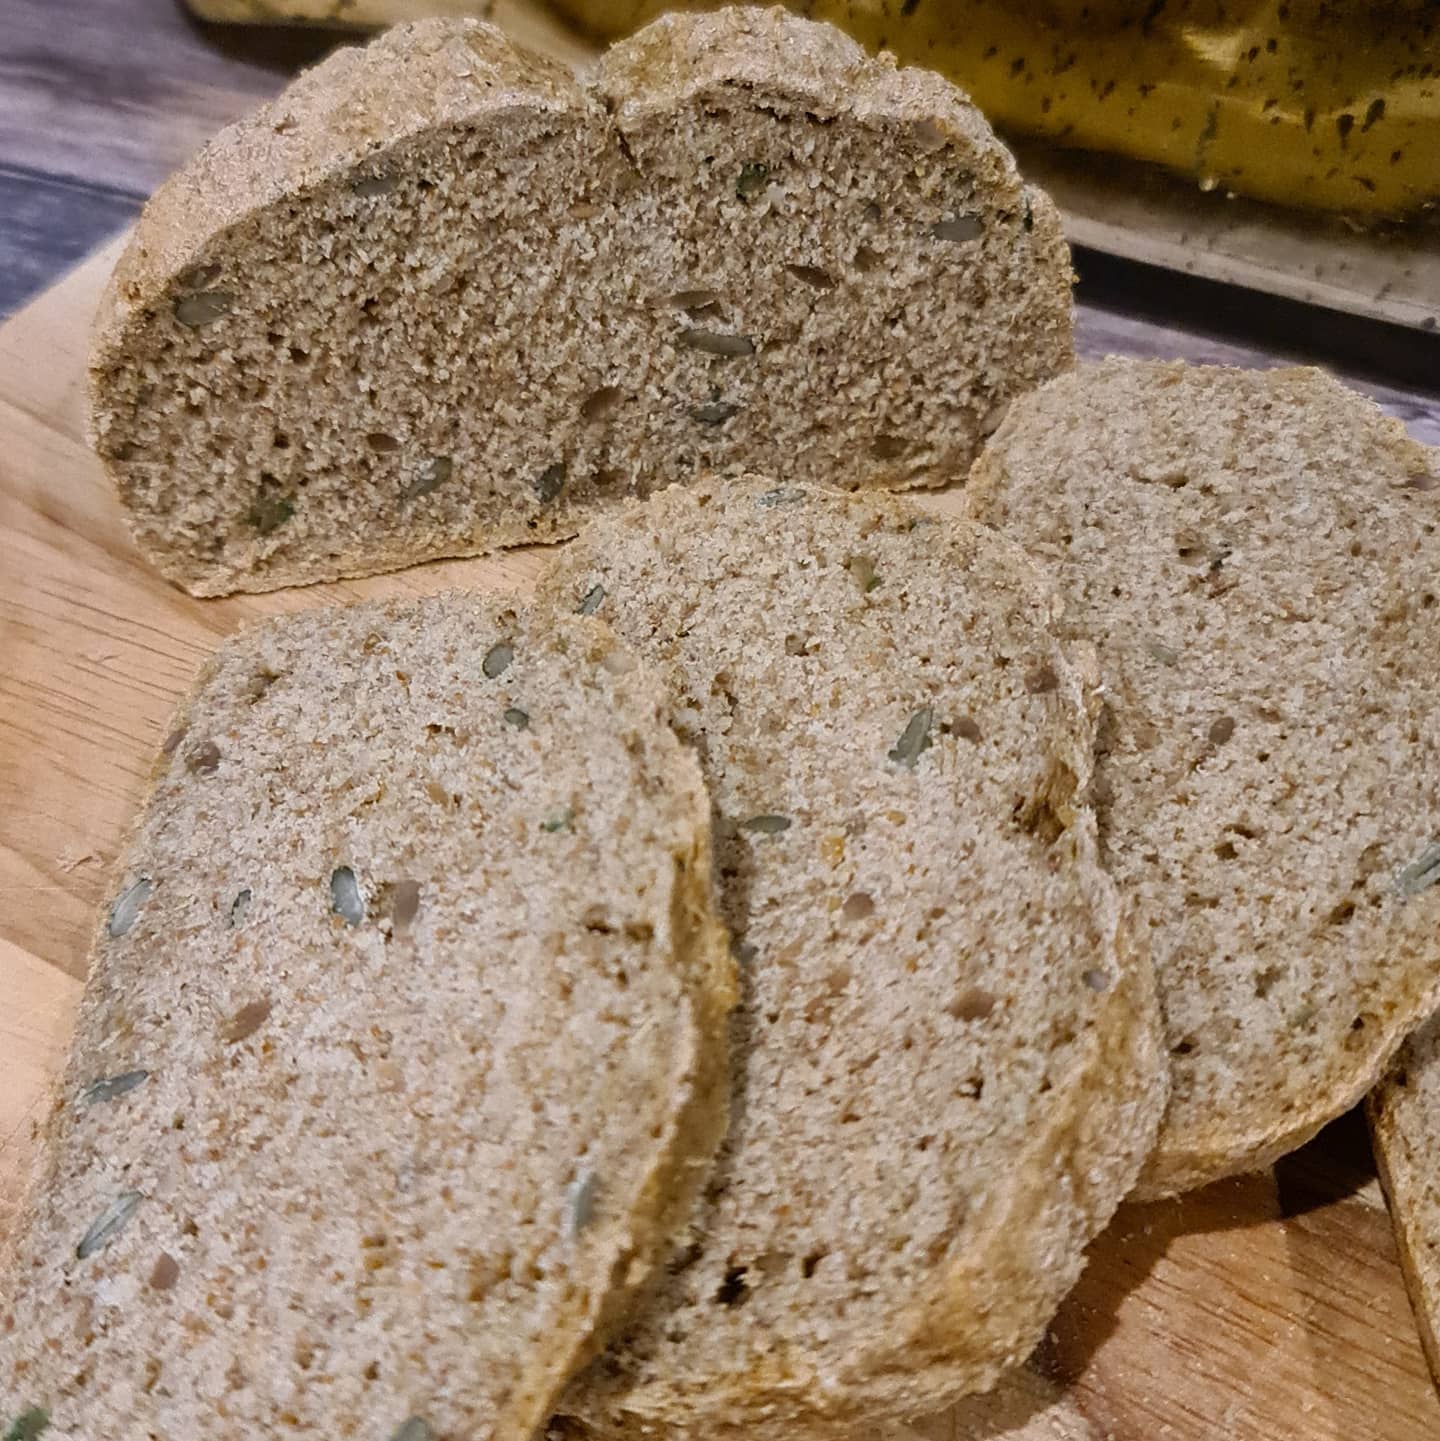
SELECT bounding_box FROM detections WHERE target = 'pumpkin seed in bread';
[0,594,734,1441]
[89,8,1071,595]
[967,358,1440,1198]
[538,477,1167,1435]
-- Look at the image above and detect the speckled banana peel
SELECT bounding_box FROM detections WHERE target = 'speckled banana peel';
[550,0,1439,220]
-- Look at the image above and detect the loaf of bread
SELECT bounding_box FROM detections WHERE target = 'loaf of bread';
[0,595,734,1441]
[538,477,1166,1435]
[1369,1015,1440,1397]
[89,8,1072,596]
[967,358,1440,1198]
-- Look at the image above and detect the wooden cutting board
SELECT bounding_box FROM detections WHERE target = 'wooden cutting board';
[1,242,1438,1441]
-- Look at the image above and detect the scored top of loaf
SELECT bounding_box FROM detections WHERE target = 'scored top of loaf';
[597,6,1020,185]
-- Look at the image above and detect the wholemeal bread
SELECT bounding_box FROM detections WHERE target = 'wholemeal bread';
[0,595,734,1441]
[967,358,1440,1198]
[89,8,1072,596]
[1369,1014,1440,1395]
[536,477,1166,1435]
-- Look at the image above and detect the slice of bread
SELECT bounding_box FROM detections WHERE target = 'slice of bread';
[0,595,734,1441]
[1370,1015,1440,1396]
[967,358,1440,1198]
[89,8,1072,596]
[536,476,1166,1434]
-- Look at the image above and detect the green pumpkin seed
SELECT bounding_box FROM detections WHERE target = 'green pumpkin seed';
[567,1172,598,1235]
[756,486,806,508]
[888,707,935,768]
[736,162,770,200]
[483,642,514,679]
[743,815,792,835]
[535,462,566,504]
[81,1070,149,1107]
[1398,841,1440,897]
[4,1408,50,1441]
[576,584,606,617]
[246,491,295,536]
[108,878,154,938]
[503,707,530,730]
[931,214,982,244]
[76,1190,143,1260]
[229,888,252,926]
[352,172,396,197]
[330,867,364,925]
[174,290,233,328]
[541,806,575,834]
[405,456,451,501]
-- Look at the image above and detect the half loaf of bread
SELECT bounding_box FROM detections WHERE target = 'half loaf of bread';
[89,8,1072,595]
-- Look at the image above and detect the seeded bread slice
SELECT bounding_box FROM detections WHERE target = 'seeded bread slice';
[0,595,734,1441]
[967,358,1440,1198]
[1370,1015,1440,1396]
[89,8,1072,596]
[536,477,1166,1435]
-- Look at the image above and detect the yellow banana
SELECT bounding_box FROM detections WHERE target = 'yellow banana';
[549,0,1440,219]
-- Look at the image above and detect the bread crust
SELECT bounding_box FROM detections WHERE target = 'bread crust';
[1368,1016,1440,1395]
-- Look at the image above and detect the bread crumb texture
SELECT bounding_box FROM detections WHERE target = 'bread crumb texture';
[0,594,735,1441]
[89,8,1072,596]
[538,476,1166,1434]
[968,358,1440,1197]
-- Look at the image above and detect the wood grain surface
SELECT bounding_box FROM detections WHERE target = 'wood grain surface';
[1,237,1439,1438]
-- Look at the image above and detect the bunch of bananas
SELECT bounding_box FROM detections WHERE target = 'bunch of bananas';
[549,0,1438,219]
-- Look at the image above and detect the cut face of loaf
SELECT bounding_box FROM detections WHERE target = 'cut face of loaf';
[88,9,1073,596]
[538,478,1166,1434]
[967,358,1440,1198]
[0,596,734,1441]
